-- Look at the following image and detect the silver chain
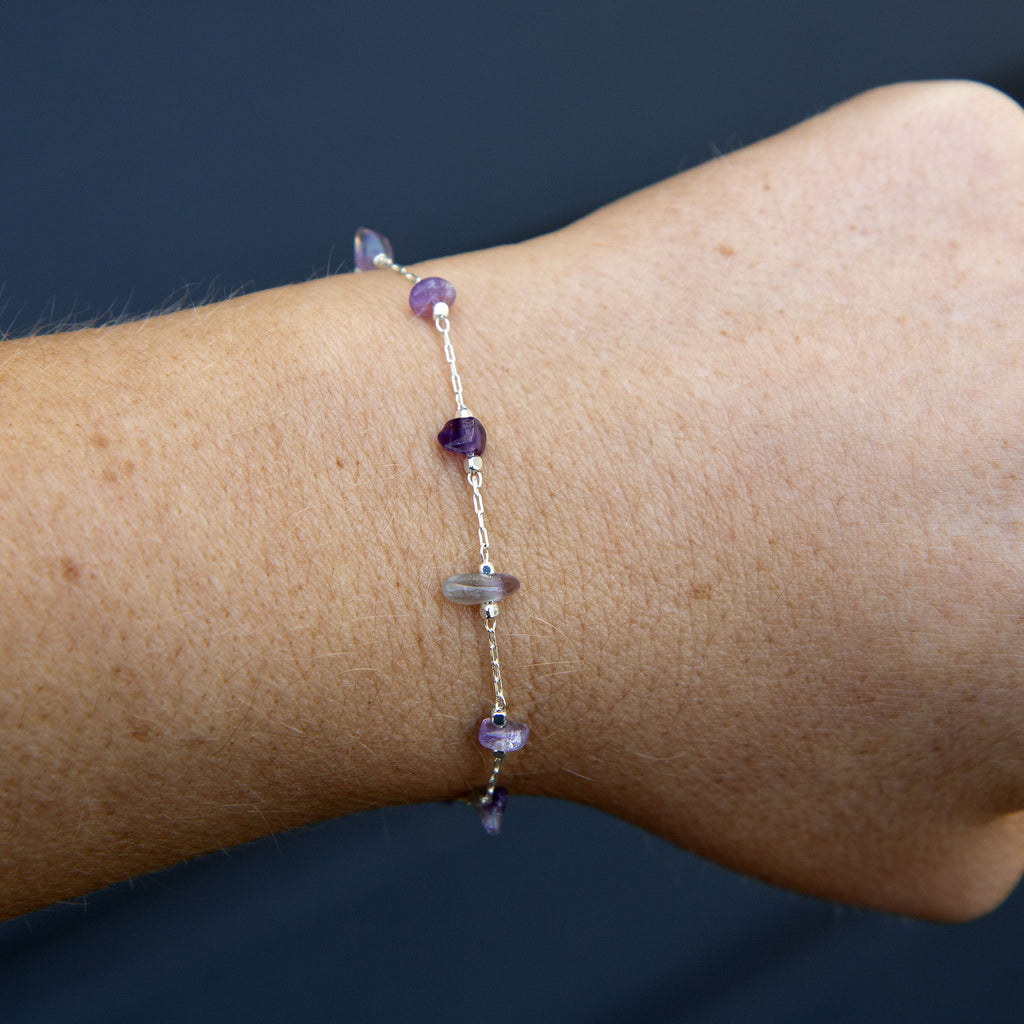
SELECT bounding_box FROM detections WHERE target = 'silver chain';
[484,751,505,801]
[486,618,506,714]
[380,250,513,803]
[376,254,421,284]
[437,315,469,416]
[466,470,490,566]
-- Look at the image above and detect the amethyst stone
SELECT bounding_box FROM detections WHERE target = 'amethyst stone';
[442,572,520,605]
[478,716,530,753]
[353,227,393,271]
[437,416,486,456]
[409,276,456,317]
[476,786,508,836]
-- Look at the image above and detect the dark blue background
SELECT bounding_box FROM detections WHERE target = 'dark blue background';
[2,3,1024,1021]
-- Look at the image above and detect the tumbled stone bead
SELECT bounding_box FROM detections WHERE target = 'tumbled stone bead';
[478,716,530,753]
[476,786,508,836]
[353,227,393,271]
[442,572,519,605]
[409,276,456,317]
[437,416,486,456]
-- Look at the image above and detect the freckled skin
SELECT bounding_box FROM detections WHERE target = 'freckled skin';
[1,83,1023,921]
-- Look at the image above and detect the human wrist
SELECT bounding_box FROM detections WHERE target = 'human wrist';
[403,230,724,809]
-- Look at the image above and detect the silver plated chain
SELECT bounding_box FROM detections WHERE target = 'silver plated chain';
[376,251,511,801]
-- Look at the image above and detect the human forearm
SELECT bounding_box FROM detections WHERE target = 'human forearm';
[0,278,498,914]
[0,236,719,917]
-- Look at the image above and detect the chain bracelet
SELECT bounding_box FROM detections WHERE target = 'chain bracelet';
[353,227,529,835]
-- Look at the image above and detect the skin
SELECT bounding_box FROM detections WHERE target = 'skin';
[1,81,1023,922]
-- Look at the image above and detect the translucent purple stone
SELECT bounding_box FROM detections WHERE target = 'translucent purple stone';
[409,276,456,317]
[441,572,519,605]
[437,416,486,456]
[476,786,508,836]
[478,716,530,753]
[353,227,393,271]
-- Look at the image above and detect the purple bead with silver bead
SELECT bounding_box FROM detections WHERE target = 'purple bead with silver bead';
[478,716,530,753]
[409,276,456,318]
[353,227,393,271]
[437,416,486,456]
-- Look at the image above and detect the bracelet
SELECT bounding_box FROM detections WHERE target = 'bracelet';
[354,228,529,835]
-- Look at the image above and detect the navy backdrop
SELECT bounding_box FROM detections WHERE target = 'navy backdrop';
[2,3,1024,1021]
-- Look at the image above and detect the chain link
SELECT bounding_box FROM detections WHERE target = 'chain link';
[484,751,505,800]
[466,470,490,565]
[436,315,469,415]
[378,255,421,284]
[486,618,506,713]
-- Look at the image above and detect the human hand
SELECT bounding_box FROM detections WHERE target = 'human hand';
[494,81,1024,920]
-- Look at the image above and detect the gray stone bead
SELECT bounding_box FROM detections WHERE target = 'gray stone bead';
[441,572,520,605]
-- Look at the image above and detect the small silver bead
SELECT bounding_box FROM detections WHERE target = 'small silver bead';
[481,602,499,620]
[457,407,474,419]
[479,561,494,575]
[433,301,449,318]
[464,455,483,473]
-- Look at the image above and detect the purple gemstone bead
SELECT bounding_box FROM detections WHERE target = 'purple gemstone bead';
[437,416,486,456]
[409,276,456,317]
[476,786,508,836]
[478,716,530,753]
[353,227,393,271]
[442,572,520,605]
